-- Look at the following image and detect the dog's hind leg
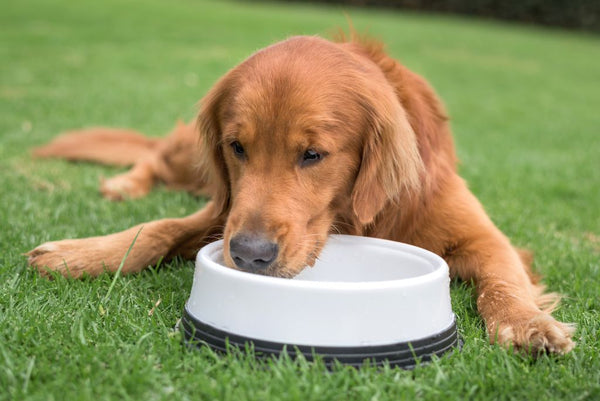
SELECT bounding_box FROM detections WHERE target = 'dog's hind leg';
[33,121,208,200]
[98,121,210,200]
[99,158,158,200]
[32,127,161,166]
[33,126,163,200]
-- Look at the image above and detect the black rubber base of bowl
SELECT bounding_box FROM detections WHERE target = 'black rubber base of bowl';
[181,308,460,369]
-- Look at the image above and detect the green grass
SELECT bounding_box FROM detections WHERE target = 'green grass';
[1,0,599,399]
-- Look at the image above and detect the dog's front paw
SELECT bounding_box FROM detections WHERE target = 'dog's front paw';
[491,313,575,354]
[26,239,110,278]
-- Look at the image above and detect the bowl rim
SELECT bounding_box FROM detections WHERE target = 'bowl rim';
[196,234,448,291]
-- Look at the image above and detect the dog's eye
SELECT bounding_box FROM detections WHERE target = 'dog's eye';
[230,141,246,159]
[301,149,323,167]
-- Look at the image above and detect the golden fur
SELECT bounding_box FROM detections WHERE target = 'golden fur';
[29,35,574,354]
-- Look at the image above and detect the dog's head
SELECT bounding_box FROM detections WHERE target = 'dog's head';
[197,36,423,277]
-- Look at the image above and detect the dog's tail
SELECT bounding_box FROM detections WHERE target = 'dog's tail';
[32,128,161,166]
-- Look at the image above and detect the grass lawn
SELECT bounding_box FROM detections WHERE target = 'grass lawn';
[1,0,599,399]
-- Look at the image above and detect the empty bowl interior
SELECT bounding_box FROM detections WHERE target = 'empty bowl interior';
[294,240,437,283]
[204,235,442,285]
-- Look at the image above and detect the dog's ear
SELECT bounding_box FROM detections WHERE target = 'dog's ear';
[196,73,236,217]
[351,92,424,226]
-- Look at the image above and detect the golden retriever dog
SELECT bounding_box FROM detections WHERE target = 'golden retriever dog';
[28,34,574,354]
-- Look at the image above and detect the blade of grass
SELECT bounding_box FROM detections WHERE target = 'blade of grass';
[101,226,144,306]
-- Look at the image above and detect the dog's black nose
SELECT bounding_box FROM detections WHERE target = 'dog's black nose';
[229,234,279,272]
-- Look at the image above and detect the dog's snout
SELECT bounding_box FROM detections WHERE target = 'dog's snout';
[229,234,279,272]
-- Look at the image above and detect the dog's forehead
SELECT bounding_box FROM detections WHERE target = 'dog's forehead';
[223,37,368,145]
[226,85,353,153]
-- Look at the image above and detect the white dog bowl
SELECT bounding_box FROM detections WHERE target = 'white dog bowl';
[181,235,459,368]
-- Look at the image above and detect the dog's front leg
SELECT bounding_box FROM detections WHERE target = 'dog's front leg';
[433,179,575,354]
[450,231,575,354]
[27,202,223,278]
